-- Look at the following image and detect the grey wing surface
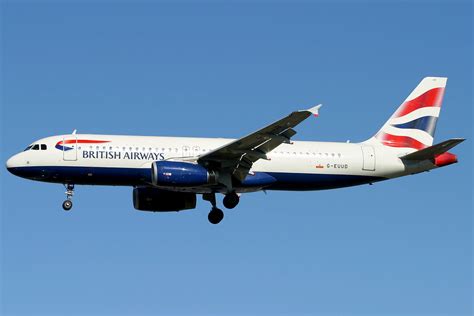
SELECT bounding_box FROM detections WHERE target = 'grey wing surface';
[197,105,322,182]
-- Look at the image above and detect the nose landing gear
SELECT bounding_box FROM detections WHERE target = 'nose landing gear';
[62,184,74,211]
[62,200,73,211]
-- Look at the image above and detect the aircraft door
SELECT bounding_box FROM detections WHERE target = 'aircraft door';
[361,145,375,171]
[63,134,78,161]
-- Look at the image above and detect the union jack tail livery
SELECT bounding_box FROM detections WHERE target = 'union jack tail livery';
[372,77,447,150]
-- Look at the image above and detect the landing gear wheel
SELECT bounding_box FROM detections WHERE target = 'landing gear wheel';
[62,183,75,211]
[62,200,73,211]
[223,192,239,209]
[208,208,224,224]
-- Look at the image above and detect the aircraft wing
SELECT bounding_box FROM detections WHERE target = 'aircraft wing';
[197,105,322,181]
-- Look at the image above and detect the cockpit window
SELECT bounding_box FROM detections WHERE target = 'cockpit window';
[24,144,47,151]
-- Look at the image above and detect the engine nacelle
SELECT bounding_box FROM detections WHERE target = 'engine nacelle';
[133,187,196,212]
[151,161,217,187]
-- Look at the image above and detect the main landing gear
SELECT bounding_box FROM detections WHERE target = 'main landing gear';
[203,193,224,224]
[223,192,240,209]
[62,184,74,211]
[203,192,241,224]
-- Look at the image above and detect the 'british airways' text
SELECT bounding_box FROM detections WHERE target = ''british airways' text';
[82,151,165,160]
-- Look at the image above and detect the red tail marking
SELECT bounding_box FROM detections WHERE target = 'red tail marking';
[434,152,458,167]
[395,87,445,118]
[376,133,427,150]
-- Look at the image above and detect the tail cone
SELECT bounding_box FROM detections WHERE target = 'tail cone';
[434,152,458,167]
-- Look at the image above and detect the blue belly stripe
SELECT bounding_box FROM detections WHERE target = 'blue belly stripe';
[7,166,385,190]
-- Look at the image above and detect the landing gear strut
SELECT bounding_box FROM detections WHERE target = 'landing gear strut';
[62,184,74,211]
[223,192,239,209]
[203,193,224,224]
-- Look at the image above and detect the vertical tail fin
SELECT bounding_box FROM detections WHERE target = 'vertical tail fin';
[369,77,447,150]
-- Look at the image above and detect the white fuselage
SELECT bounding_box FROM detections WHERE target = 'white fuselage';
[6,134,434,193]
[5,77,459,222]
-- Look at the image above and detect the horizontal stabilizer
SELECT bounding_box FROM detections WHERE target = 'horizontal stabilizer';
[401,138,465,161]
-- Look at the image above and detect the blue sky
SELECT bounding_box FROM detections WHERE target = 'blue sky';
[1,1,472,315]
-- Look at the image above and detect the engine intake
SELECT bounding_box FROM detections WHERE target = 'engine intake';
[133,187,196,212]
[151,161,217,187]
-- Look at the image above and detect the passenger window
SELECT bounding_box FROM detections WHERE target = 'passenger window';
[41,144,47,150]
[32,144,39,150]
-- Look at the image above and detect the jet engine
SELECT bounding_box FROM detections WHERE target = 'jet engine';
[151,161,217,187]
[133,187,196,212]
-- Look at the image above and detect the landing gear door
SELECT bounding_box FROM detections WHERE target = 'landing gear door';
[63,135,78,161]
[361,145,376,171]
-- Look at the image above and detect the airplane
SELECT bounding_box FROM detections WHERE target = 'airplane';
[6,77,465,224]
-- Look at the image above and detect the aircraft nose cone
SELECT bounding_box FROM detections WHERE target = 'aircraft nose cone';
[6,155,19,174]
[6,157,13,170]
[6,154,33,179]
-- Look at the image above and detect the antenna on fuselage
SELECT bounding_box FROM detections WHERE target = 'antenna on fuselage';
[72,129,77,135]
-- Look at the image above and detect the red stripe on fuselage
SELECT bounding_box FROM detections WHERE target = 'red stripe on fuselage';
[62,139,110,145]
[394,87,444,118]
[56,140,110,146]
